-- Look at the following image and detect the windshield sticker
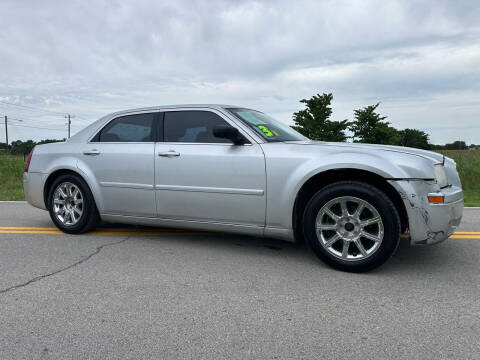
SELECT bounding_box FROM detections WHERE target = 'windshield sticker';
[257,125,276,137]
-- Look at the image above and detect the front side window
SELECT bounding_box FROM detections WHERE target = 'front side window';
[164,111,230,143]
[96,113,155,142]
[228,108,306,142]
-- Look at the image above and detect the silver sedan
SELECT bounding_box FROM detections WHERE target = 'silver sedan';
[23,104,463,272]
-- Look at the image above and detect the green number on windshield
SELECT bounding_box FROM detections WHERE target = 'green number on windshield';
[258,125,274,137]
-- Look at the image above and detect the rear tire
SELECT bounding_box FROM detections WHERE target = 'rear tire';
[47,174,99,234]
[303,181,400,272]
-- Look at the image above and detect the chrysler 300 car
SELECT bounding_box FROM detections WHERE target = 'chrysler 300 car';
[23,105,463,272]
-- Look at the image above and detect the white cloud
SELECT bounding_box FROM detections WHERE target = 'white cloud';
[0,0,479,144]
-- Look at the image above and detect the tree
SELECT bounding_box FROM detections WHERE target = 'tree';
[37,138,65,145]
[398,128,430,149]
[10,140,35,155]
[291,93,349,142]
[444,141,468,150]
[349,103,400,145]
[5,139,64,155]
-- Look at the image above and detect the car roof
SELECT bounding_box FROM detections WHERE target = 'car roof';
[66,104,258,143]
[108,104,253,118]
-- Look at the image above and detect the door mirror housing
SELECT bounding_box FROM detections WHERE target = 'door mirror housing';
[213,125,247,145]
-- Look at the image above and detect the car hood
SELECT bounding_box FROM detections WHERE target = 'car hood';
[288,141,445,164]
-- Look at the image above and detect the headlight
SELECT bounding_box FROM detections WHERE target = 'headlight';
[434,164,448,188]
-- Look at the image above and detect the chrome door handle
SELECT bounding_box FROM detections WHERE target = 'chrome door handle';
[158,150,180,157]
[83,150,101,156]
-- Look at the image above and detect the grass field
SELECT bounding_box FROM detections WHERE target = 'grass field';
[437,150,480,207]
[0,154,25,201]
[1,150,479,205]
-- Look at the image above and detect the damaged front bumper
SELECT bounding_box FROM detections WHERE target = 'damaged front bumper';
[388,180,463,245]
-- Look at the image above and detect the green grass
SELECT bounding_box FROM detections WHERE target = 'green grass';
[1,150,479,205]
[436,150,480,206]
[462,190,480,207]
[0,154,25,200]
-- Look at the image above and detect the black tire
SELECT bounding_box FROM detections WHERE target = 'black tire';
[47,173,100,234]
[303,181,400,272]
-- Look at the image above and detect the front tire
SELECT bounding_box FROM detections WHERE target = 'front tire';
[47,174,99,234]
[303,181,400,272]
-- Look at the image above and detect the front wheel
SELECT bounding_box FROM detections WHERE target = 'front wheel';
[303,181,401,272]
[47,174,99,234]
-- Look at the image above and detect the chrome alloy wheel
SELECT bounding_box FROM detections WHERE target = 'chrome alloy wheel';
[53,182,84,226]
[315,196,384,261]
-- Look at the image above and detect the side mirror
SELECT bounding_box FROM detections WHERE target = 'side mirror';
[213,125,247,145]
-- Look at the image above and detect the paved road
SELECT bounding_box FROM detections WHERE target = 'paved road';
[0,203,479,359]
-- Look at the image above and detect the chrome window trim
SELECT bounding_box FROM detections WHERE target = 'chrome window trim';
[160,142,252,146]
[87,106,264,145]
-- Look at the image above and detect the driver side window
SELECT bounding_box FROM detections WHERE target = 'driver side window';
[163,111,231,143]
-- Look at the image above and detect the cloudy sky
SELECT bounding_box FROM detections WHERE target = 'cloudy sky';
[0,0,479,144]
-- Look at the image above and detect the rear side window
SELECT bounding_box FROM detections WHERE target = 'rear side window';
[164,111,230,143]
[95,113,155,142]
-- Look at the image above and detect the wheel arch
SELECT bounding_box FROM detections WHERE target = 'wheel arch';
[43,169,95,210]
[293,168,409,242]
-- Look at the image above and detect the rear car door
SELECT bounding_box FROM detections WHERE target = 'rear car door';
[154,109,266,227]
[80,111,158,217]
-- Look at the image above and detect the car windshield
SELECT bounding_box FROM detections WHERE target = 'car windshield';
[227,108,307,142]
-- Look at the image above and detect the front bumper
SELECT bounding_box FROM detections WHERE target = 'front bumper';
[388,180,463,245]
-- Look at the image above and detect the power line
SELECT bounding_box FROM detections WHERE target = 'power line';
[4,123,66,132]
[0,100,65,116]
[4,116,67,128]
[2,114,81,127]
[1,114,77,140]
[2,115,84,128]
[73,114,91,121]
[1,115,66,130]
[0,100,93,124]
[7,116,59,124]
[7,118,24,123]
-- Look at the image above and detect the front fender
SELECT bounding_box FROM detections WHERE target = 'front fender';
[261,144,435,231]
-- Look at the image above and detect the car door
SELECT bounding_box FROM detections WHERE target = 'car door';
[154,108,266,227]
[80,111,158,217]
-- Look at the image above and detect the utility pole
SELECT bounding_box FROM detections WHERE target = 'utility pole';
[4,115,7,147]
[65,114,73,138]
[65,114,72,139]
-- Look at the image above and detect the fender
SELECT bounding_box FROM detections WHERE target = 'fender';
[261,144,436,231]
[41,161,103,211]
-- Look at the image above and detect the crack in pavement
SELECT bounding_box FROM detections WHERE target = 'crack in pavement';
[0,236,130,295]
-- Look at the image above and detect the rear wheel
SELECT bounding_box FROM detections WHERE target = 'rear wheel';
[47,174,99,234]
[303,181,400,272]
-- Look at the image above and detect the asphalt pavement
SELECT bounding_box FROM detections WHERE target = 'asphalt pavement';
[0,202,479,359]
